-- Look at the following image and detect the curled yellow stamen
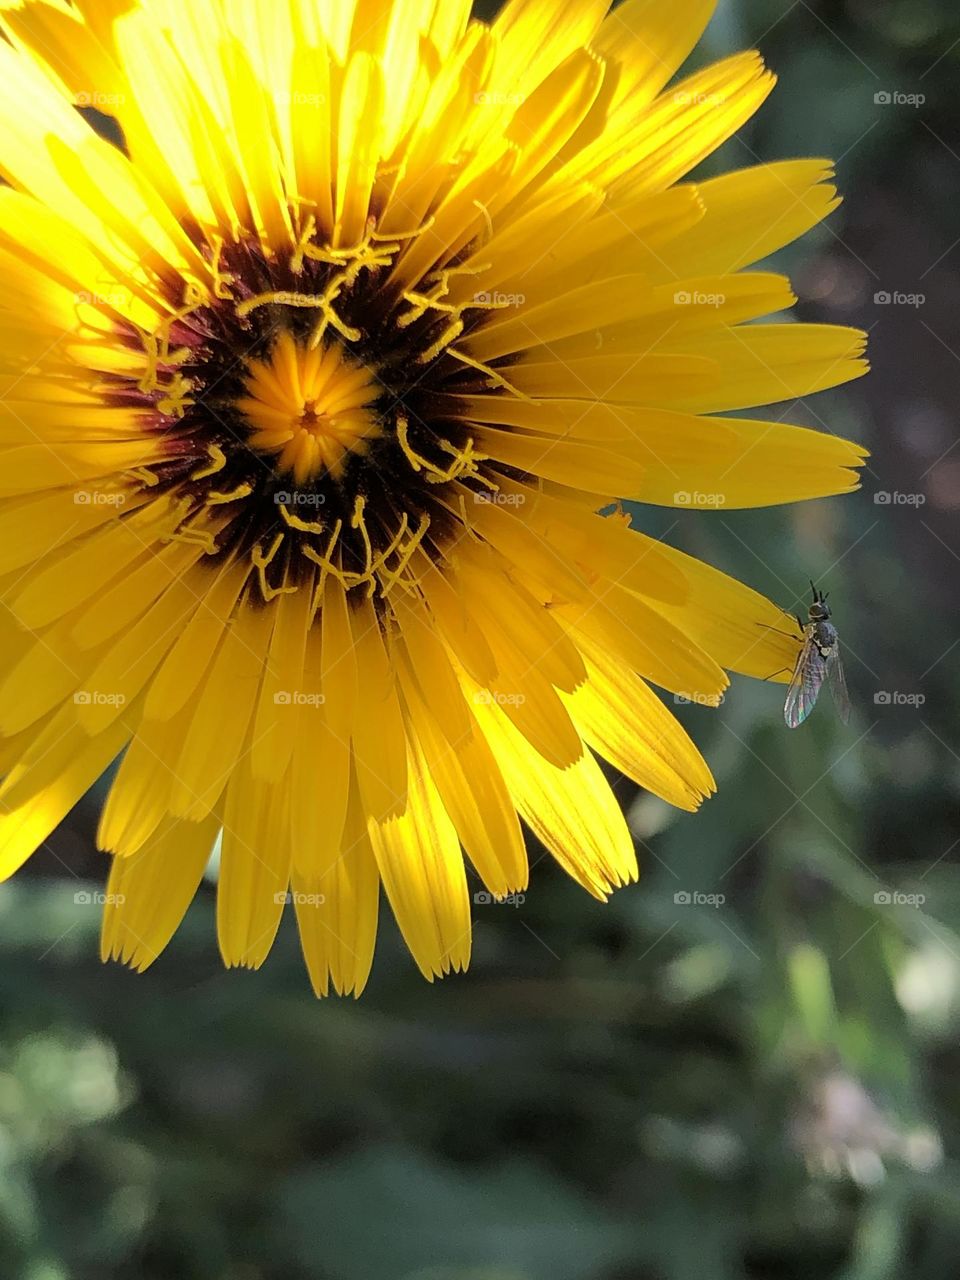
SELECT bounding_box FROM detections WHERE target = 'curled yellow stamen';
[290,213,318,275]
[190,443,228,481]
[206,482,253,506]
[209,236,237,300]
[236,290,339,319]
[164,514,220,554]
[280,502,326,535]
[156,373,194,419]
[350,494,375,595]
[417,316,464,364]
[251,532,298,601]
[370,216,435,243]
[425,437,487,485]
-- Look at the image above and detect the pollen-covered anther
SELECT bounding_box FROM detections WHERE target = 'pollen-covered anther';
[235,332,382,484]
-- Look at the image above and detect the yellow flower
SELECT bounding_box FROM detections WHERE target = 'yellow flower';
[0,0,867,995]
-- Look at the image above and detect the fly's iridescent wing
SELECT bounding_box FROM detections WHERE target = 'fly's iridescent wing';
[826,646,851,723]
[783,637,828,728]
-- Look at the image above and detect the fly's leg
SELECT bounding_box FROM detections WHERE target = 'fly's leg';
[756,622,804,641]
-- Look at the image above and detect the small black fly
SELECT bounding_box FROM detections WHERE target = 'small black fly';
[782,583,851,728]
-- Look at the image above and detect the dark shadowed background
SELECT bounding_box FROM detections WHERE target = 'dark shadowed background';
[3,1,960,1277]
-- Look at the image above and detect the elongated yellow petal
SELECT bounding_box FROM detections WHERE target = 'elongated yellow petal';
[470,684,637,900]
[289,623,351,879]
[292,779,379,998]
[101,816,218,972]
[0,711,132,879]
[398,662,528,896]
[562,636,716,810]
[349,594,408,823]
[218,758,291,970]
[368,734,471,980]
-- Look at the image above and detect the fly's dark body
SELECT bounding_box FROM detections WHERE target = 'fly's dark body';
[783,584,851,728]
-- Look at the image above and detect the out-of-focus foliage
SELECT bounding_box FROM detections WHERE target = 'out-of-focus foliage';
[2,1,960,1277]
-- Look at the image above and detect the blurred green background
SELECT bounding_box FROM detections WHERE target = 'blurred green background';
[4,1,960,1277]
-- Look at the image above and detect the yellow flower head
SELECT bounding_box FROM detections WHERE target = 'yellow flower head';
[0,0,868,994]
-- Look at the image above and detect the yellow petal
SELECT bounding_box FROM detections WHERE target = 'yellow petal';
[368,734,471,981]
[562,635,716,810]
[292,780,379,998]
[470,684,637,899]
[218,758,291,970]
[101,815,218,972]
